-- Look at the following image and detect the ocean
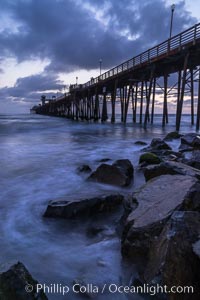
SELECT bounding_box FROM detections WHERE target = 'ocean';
[0,113,198,299]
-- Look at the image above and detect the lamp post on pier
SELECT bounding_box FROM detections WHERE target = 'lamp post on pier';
[76,76,78,85]
[169,4,175,39]
[99,59,102,76]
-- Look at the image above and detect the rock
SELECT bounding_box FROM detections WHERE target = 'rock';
[77,165,92,173]
[139,152,161,165]
[150,138,172,150]
[192,150,200,163]
[144,163,176,181]
[180,133,200,149]
[160,150,183,159]
[179,144,194,152]
[183,181,200,211]
[113,159,134,179]
[144,211,200,296]
[116,194,138,236]
[89,159,134,187]
[0,261,47,300]
[134,141,147,146]
[164,131,182,141]
[141,150,184,165]
[142,139,172,156]
[143,161,200,181]
[121,175,197,261]
[193,240,200,258]
[89,164,125,186]
[186,150,200,170]
[44,194,124,219]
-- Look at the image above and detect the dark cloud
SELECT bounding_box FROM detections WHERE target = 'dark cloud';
[0,73,64,102]
[0,0,197,109]
[14,73,64,92]
[0,0,196,72]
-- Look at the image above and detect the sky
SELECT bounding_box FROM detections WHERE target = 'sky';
[0,0,199,114]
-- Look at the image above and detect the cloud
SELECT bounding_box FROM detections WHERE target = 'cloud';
[0,0,196,72]
[0,0,197,111]
[14,73,64,92]
[0,73,65,103]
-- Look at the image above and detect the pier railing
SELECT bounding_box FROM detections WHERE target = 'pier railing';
[75,22,200,90]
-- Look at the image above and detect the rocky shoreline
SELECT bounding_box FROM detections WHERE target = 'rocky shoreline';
[1,131,200,299]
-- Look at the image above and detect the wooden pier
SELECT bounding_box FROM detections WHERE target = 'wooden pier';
[34,22,200,131]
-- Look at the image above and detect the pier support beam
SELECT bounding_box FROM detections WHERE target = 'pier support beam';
[162,73,168,127]
[176,52,189,131]
[120,87,124,122]
[140,81,144,124]
[91,94,94,119]
[94,88,99,121]
[151,78,156,124]
[196,68,200,131]
[133,83,138,123]
[176,70,181,126]
[190,69,194,125]
[111,80,117,123]
[124,85,131,123]
[144,69,154,127]
[101,91,108,122]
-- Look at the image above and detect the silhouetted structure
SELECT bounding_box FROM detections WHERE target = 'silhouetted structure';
[34,22,200,130]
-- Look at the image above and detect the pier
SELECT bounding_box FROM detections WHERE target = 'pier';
[34,22,200,131]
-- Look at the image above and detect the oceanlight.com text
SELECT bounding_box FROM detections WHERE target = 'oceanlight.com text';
[25,282,194,296]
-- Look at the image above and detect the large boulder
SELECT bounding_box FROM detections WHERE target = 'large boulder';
[88,159,134,187]
[0,261,47,300]
[121,175,197,261]
[144,211,200,298]
[180,133,200,149]
[144,161,200,181]
[44,194,124,219]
